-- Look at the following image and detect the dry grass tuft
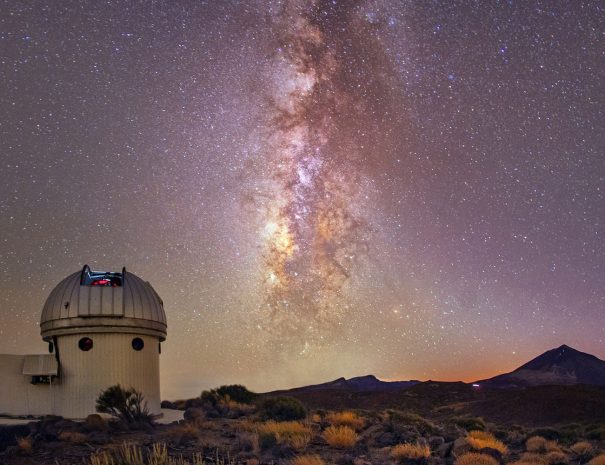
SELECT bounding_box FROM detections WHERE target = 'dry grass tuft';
[118,443,145,465]
[16,436,33,455]
[455,452,499,465]
[159,423,201,446]
[257,420,313,450]
[570,442,594,459]
[588,454,605,465]
[391,442,431,461]
[326,411,365,430]
[527,436,548,453]
[323,425,358,448]
[518,452,548,464]
[291,454,327,465]
[545,451,569,465]
[88,442,233,465]
[466,431,508,454]
[59,431,88,444]
[545,441,561,453]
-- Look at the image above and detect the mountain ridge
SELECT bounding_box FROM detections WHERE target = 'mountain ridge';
[477,344,605,388]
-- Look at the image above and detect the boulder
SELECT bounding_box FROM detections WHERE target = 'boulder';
[452,437,472,458]
[438,441,454,458]
[430,436,446,448]
[84,414,108,432]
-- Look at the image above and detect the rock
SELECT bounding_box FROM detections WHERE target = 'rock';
[336,454,356,465]
[428,457,446,465]
[430,436,446,448]
[353,456,373,465]
[438,441,454,458]
[87,431,109,444]
[479,447,503,462]
[184,407,205,423]
[375,432,397,447]
[452,437,472,458]
[84,414,108,432]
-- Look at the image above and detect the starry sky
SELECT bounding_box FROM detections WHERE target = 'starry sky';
[0,1,603,400]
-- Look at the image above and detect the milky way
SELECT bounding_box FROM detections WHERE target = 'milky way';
[0,1,603,398]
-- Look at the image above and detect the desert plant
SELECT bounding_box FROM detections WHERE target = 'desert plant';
[454,417,487,432]
[387,411,438,435]
[326,411,365,430]
[96,384,155,424]
[527,436,548,452]
[467,430,508,454]
[588,454,605,465]
[545,451,569,465]
[530,428,560,441]
[256,420,313,450]
[391,442,431,461]
[291,455,326,465]
[87,442,218,465]
[260,396,307,421]
[215,385,257,404]
[159,423,200,445]
[201,384,257,406]
[118,443,145,465]
[323,425,358,448]
[456,453,499,465]
[519,453,549,465]
[570,442,594,462]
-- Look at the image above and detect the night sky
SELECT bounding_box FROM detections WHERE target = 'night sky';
[1,1,603,400]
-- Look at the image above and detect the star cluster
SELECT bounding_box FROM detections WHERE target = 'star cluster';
[0,1,603,399]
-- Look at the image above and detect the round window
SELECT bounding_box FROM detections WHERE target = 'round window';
[78,337,93,351]
[132,337,144,351]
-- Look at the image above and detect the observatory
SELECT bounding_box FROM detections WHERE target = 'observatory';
[0,265,167,419]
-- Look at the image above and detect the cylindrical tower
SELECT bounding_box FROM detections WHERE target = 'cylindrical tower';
[40,265,167,419]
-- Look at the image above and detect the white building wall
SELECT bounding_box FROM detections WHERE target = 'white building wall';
[0,355,55,416]
[55,333,160,419]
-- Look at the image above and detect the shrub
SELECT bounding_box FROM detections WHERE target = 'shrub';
[326,411,365,430]
[388,411,438,435]
[588,454,605,465]
[96,384,155,425]
[454,417,487,432]
[527,436,548,452]
[58,431,88,444]
[260,396,307,422]
[584,424,605,440]
[455,453,499,465]
[323,425,358,448]
[467,431,508,454]
[160,423,200,445]
[570,442,594,460]
[291,455,326,465]
[256,421,312,450]
[391,442,431,461]
[530,428,560,441]
[545,451,569,465]
[519,453,549,464]
[215,385,257,404]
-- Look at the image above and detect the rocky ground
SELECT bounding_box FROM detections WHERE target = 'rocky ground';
[1,403,604,465]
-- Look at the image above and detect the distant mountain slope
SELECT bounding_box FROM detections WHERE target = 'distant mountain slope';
[477,345,605,388]
[267,374,419,394]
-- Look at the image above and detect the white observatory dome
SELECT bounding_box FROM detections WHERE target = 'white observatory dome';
[40,265,167,342]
